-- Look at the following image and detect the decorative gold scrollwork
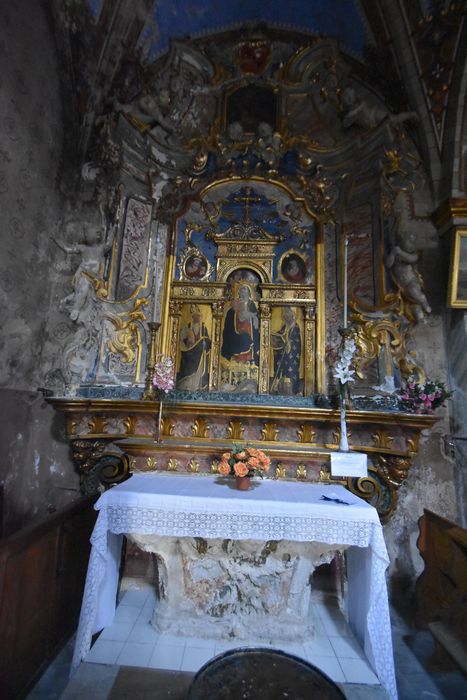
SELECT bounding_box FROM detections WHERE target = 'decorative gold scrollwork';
[261,422,279,441]
[275,462,286,479]
[296,463,307,479]
[146,456,157,470]
[123,415,138,435]
[66,416,78,437]
[160,417,175,437]
[88,416,108,434]
[372,431,394,449]
[350,298,425,384]
[297,424,316,444]
[106,298,147,364]
[167,458,178,471]
[227,419,244,440]
[192,418,210,438]
[188,458,200,473]
[319,464,331,482]
[70,439,130,495]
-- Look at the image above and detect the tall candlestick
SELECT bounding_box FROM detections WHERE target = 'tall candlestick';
[343,236,348,329]
[151,223,160,323]
[143,322,161,399]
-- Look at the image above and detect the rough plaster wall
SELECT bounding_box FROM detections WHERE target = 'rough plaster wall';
[385,317,458,598]
[0,0,63,388]
[0,389,81,536]
[447,310,467,526]
[0,1,80,534]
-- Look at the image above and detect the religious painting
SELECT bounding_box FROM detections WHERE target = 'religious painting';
[279,251,308,284]
[220,270,261,392]
[448,229,467,308]
[269,306,304,396]
[183,253,208,280]
[176,304,212,391]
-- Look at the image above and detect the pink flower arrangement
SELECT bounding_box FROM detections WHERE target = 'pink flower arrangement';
[152,356,175,394]
[398,378,451,414]
[218,446,271,479]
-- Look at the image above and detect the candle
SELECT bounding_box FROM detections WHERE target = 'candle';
[343,235,348,329]
[151,223,160,323]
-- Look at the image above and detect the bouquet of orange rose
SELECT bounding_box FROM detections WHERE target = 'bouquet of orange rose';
[218,445,270,479]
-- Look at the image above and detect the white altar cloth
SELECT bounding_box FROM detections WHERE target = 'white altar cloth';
[72,473,397,699]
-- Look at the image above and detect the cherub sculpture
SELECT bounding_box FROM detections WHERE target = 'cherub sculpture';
[52,219,113,322]
[386,229,431,323]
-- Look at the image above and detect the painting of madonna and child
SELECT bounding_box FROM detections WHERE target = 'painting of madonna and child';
[218,269,304,396]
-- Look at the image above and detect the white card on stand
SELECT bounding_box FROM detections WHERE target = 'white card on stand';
[330,452,368,477]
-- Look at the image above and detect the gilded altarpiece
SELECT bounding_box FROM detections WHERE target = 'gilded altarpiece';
[161,180,319,398]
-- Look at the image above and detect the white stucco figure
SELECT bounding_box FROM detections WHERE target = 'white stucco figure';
[341,86,418,130]
[53,220,113,322]
[386,230,431,323]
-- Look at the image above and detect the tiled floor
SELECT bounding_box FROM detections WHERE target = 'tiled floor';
[83,587,379,686]
[26,589,467,700]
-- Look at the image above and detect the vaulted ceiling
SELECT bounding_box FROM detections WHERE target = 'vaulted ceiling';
[52,0,466,200]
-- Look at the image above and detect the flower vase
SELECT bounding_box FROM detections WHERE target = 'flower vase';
[339,400,349,452]
[235,476,250,491]
[154,397,163,444]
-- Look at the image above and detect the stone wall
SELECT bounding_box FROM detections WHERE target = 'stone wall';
[0,1,79,534]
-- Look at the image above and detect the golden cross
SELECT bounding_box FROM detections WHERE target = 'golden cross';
[233,187,262,227]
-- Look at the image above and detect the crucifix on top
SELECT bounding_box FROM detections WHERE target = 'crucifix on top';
[233,187,262,229]
[213,186,280,241]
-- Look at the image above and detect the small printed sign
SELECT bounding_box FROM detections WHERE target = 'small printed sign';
[330,452,368,478]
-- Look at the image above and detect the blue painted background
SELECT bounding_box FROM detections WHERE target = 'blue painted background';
[138,0,369,60]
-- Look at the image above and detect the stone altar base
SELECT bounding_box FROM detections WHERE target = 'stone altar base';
[128,534,346,642]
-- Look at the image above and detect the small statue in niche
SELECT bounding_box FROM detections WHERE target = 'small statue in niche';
[52,218,113,322]
[385,229,431,323]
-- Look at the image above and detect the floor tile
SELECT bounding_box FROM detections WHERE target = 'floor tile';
[148,644,185,670]
[319,613,353,637]
[303,635,337,659]
[330,635,366,660]
[113,604,142,624]
[181,646,216,672]
[214,639,248,654]
[127,622,160,644]
[181,635,218,649]
[118,589,150,607]
[116,641,154,668]
[338,657,379,684]
[99,621,134,642]
[85,640,124,665]
[313,655,346,683]
[275,641,307,659]
[156,632,189,647]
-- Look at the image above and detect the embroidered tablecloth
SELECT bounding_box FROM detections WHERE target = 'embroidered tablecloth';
[72,473,397,699]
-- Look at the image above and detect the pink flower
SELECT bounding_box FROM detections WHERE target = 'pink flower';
[234,462,249,477]
[427,393,435,401]
[218,461,231,476]
[419,393,427,401]
[153,356,175,393]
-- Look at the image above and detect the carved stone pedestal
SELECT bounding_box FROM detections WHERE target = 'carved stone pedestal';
[129,534,344,642]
